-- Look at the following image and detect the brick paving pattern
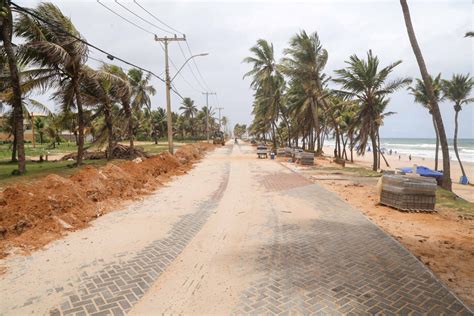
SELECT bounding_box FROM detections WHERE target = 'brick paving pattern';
[50,163,230,316]
[234,172,472,315]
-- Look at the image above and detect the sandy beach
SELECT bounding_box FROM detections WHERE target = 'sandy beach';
[322,146,474,202]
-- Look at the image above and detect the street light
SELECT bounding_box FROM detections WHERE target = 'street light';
[171,53,208,82]
[165,52,208,155]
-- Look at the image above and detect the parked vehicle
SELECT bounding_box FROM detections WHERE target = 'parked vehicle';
[212,131,226,145]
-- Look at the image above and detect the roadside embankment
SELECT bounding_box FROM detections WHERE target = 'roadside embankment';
[0,143,214,259]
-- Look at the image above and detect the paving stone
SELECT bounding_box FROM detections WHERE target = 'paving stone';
[50,163,231,315]
[232,171,472,315]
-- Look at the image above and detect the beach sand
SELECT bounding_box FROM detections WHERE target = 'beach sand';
[322,146,474,202]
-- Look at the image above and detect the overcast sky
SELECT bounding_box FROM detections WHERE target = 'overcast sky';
[21,0,473,138]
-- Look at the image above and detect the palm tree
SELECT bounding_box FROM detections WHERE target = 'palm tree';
[281,31,329,153]
[128,68,156,111]
[442,74,473,182]
[101,64,134,151]
[408,74,443,170]
[1,3,26,173]
[243,39,283,148]
[179,97,197,119]
[150,107,166,144]
[400,0,452,191]
[15,2,89,166]
[333,50,411,171]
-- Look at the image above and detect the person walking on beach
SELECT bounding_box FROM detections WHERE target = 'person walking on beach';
[399,155,401,160]
[409,154,412,161]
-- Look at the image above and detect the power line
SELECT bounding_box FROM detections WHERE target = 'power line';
[95,0,198,96]
[114,0,174,35]
[9,1,185,100]
[177,41,207,92]
[96,0,155,36]
[186,41,212,92]
[133,0,184,36]
[131,1,210,93]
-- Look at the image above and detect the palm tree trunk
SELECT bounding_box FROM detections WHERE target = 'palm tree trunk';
[104,104,114,160]
[453,109,467,180]
[123,101,134,151]
[370,128,378,171]
[11,130,18,162]
[2,8,26,174]
[432,115,439,170]
[400,0,452,191]
[310,98,321,155]
[73,81,85,166]
[377,131,381,169]
[349,132,354,163]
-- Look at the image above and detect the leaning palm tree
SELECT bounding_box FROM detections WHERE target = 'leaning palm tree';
[442,74,473,182]
[408,74,443,170]
[15,2,89,166]
[281,31,329,153]
[333,50,411,171]
[400,0,452,191]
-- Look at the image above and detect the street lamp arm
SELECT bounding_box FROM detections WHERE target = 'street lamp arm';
[171,53,208,82]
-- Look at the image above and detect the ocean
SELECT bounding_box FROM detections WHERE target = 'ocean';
[380,138,474,163]
[324,138,474,163]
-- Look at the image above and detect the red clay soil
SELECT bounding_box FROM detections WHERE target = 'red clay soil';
[0,143,214,259]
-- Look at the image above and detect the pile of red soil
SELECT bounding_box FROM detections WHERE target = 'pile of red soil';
[0,143,214,258]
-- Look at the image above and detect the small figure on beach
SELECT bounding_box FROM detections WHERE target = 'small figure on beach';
[389,149,393,155]
[399,155,401,160]
[409,154,412,161]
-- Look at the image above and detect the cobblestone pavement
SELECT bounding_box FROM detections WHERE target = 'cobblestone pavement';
[48,162,230,316]
[233,173,472,315]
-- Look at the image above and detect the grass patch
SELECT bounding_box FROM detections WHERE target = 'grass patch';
[0,160,108,188]
[315,165,381,177]
[436,188,474,218]
[0,142,86,159]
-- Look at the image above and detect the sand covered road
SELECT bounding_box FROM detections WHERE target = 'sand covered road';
[1,143,471,315]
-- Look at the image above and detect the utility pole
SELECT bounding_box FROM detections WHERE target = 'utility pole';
[216,107,224,131]
[155,34,186,154]
[202,92,216,142]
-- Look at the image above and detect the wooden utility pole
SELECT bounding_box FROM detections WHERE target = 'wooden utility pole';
[202,92,216,142]
[155,35,186,154]
[216,107,223,131]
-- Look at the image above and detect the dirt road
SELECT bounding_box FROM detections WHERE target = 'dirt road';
[0,143,471,315]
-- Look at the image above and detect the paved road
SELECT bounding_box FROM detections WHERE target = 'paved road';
[0,143,471,315]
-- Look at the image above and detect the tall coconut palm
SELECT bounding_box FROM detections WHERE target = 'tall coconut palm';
[281,31,329,153]
[243,39,283,148]
[1,3,26,173]
[179,97,197,119]
[333,50,411,171]
[400,0,452,191]
[101,64,134,151]
[408,74,443,170]
[128,68,156,111]
[15,2,89,166]
[442,74,473,182]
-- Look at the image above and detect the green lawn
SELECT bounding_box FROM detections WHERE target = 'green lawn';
[0,142,83,159]
[0,159,108,187]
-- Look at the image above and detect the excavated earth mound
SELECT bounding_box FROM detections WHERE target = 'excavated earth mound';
[0,143,214,258]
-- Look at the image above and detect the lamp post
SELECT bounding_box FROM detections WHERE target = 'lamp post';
[165,52,208,154]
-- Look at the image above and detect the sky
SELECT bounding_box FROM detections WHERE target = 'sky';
[20,0,473,138]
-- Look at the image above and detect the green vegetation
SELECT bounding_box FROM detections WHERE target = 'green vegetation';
[0,142,86,159]
[1,2,229,176]
[436,188,474,218]
[0,160,107,187]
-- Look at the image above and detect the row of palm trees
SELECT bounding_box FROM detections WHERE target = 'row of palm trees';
[1,2,225,174]
[244,1,472,191]
[244,33,410,173]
